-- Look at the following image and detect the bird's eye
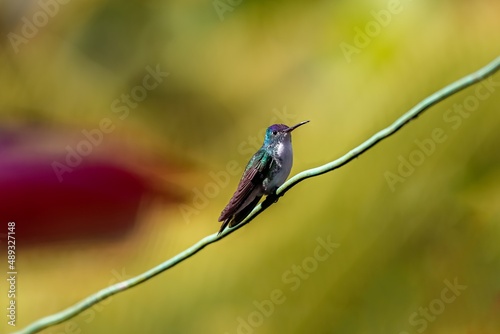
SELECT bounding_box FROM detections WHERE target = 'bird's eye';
[272,131,277,135]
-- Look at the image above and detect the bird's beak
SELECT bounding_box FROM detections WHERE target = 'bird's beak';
[285,120,310,133]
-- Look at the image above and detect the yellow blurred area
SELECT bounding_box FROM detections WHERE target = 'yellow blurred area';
[0,0,499,333]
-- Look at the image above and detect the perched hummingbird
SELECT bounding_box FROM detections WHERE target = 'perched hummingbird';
[218,121,309,234]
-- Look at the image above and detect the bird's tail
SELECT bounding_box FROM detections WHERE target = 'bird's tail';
[217,196,262,235]
[217,219,231,235]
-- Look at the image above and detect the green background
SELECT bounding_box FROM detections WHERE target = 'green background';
[1,0,499,333]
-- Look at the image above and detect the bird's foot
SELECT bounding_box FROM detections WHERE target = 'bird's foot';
[264,192,280,205]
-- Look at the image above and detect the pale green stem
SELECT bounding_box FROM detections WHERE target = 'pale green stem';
[14,56,500,334]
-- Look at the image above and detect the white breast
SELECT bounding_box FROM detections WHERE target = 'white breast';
[265,139,293,192]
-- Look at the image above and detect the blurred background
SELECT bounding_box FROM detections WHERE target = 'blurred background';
[0,0,499,333]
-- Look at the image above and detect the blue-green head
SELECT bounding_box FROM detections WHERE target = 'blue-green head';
[263,121,309,146]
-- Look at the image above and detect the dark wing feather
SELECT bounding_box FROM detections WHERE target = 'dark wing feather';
[218,149,272,222]
[218,195,262,235]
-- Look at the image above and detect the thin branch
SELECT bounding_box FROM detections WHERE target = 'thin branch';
[15,56,500,334]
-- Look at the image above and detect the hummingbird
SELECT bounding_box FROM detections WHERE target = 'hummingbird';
[218,120,309,234]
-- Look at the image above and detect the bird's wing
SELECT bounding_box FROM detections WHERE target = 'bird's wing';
[218,149,273,222]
